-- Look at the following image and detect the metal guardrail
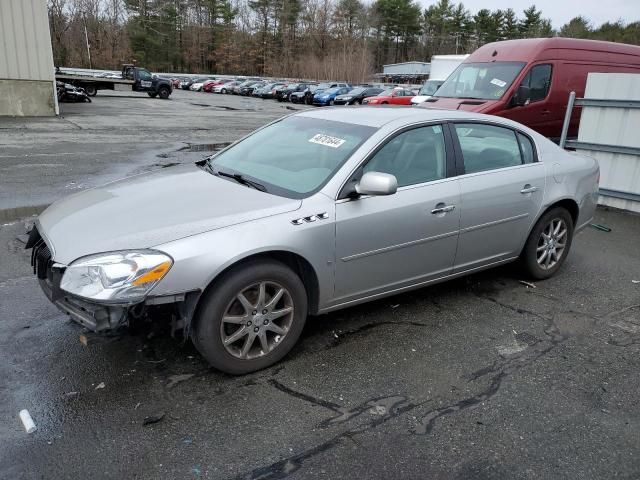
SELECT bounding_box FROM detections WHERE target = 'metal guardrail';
[559,91,640,151]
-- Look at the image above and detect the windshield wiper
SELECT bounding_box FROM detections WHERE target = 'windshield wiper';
[215,169,267,192]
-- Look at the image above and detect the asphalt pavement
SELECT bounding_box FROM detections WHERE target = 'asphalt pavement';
[1,91,639,479]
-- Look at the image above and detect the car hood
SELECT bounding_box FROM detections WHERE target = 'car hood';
[417,97,499,112]
[410,95,432,104]
[37,164,302,265]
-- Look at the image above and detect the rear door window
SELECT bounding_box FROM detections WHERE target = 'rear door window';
[454,123,523,174]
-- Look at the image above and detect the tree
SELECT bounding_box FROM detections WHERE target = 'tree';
[559,16,592,38]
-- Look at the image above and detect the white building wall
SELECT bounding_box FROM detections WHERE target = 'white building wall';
[0,0,56,116]
[576,73,640,213]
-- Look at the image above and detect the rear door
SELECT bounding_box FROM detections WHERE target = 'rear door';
[334,124,460,304]
[451,122,545,272]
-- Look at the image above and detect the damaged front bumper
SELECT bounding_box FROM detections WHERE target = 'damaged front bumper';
[27,227,199,334]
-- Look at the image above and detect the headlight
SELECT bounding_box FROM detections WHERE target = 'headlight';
[343,96,352,100]
[60,250,173,303]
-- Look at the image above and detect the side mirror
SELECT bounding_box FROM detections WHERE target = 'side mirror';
[512,85,531,107]
[355,171,398,196]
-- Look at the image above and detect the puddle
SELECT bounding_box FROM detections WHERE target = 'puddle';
[0,205,47,224]
[180,142,231,152]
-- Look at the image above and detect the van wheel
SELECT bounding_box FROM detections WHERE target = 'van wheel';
[521,207,574,280]
[191,259,308,375]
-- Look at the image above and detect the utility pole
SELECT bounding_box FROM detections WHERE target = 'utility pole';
[82,12,92,69]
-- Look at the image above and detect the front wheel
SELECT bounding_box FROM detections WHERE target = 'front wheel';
[191,260,308,374]
[147,92,158,98]
[521,207,574,280]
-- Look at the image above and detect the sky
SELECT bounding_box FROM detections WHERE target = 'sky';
[423,0,640,29]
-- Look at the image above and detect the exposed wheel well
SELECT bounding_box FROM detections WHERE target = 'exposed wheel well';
[197,251,320,317]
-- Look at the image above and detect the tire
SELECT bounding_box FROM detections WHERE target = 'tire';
[158,87,170,99]
[191,259,308,375]
[329,99,334,106]
[356,99,362,105]
[381,101,388,105]
[147,92,158,98]
[221,88,227,94]
[84,96,91,103]
[521,207,574,280]
[84,85,97,97]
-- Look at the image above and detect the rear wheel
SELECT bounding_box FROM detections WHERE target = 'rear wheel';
[521,207,574,280]
[158,87,170,99]
[84,85,97,97]
[147,92,158,98]
[191,260,308,374]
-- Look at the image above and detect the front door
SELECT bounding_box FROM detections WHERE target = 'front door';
[451,122,545,272]
[333,124,460,305]
[501,63,555,137]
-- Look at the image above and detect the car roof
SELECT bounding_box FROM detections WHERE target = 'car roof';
[296,106,520,129]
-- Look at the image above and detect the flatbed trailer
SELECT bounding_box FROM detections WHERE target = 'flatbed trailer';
[55,65,172,99]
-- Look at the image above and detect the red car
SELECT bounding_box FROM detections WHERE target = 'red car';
[363,88,415,105]
[203,79,225,92]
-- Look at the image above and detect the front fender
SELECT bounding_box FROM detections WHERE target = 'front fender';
[151,196,336,308]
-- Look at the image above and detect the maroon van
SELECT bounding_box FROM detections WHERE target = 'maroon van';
[419,38,640,139]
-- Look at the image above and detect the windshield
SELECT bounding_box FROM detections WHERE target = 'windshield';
[418,80,444,96]
[323,88,339,94]
[379,89,395,96]
[434,62,526,100]
[346,87,365,95]
[317,83,331,89]
[210,116,376,198]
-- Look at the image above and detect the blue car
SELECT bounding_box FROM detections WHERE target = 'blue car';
[313,86,352,106]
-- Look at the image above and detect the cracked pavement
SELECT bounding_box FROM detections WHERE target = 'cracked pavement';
[1,92,640,479]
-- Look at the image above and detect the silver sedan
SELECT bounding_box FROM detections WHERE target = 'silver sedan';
[28,107,599,374]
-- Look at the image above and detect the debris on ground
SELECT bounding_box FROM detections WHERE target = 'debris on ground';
[134,402,141,410]
[632,280,640,284]
[19,409,37,433]
[79,334,88,346]
[166,373,194,389]
[590,223,612,232]
[64,391,79,398]
[519,280,536,288]
[95,382,105,390]
[142,413,165,426]
[390,304,400,309]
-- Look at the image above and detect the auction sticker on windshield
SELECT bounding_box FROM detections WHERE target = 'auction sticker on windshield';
[309,134,346,148]
[490,78,507,88]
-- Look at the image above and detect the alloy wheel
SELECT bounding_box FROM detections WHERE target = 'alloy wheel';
[536,218,568,270]
[220,281,294,360]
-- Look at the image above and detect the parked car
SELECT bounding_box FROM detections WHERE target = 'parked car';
[259,83,286,99]
[363,88,414,105]
[313,86,353,106]
[276,82,317,102]
[240,82,265,96]
[290,84,318,105]
[410,80,445,105]
[334,87,384,105]
[419,38,640,139]
[212,81,240,94]
[180,77,196,90]
[190,77,216,91]
[28,107,598,374]
[203,79,225,92]
[232,80,259,95]
[314,82,350,96]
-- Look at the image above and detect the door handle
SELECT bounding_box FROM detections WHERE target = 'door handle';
[431,204,455,215]
[541,109,550,115]
[520,185,539,194]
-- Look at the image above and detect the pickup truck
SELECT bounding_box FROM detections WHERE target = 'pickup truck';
[55,65,173,99]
